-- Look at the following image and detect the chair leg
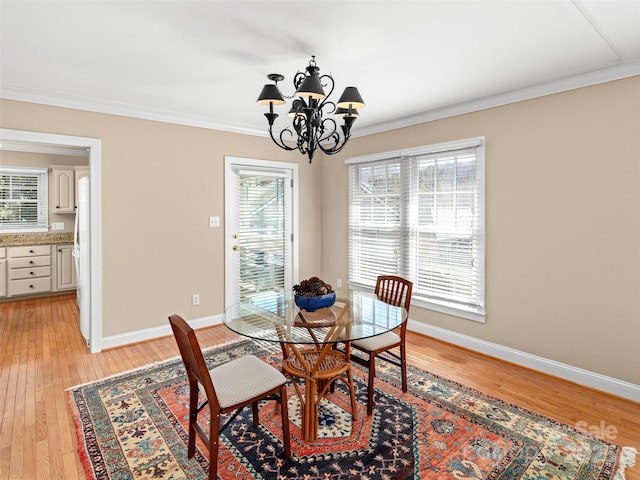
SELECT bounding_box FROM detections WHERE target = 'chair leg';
[188,382,198,458]
[400,342,408,392]
[366,354,376,416]
[346,367,359,421]
[208,414,220,480]
[279,386,291,458]
[251,402,260,427]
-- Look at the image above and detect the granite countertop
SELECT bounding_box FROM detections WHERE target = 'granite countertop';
[0,232,74,246]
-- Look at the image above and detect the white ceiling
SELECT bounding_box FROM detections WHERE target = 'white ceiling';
[1,1,639,138]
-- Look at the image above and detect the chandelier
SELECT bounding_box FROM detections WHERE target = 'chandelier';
[257,56,365,163]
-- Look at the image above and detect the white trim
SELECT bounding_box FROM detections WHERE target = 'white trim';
[353,61,640,137]
[412,298,486,323]
[408,320,640,402]
[2,62,638,139]
[102,314,223,350]
[223,156,299,309]
[346,137,485,165]
[0,128,103,353]
[103,312,640,401]
[0,141,89,157]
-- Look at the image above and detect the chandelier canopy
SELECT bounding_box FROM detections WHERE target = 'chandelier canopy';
[257,56,365,163]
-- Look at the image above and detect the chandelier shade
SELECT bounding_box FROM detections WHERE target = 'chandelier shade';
[295,74,326,100]
[337,87,365,110]
[257,84,285,105]
[256,56,365,163]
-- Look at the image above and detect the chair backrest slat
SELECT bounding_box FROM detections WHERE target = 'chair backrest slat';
[375,275,413,313]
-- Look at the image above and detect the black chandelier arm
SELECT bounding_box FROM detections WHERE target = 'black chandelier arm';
[318,74,335,100]
[318,137,349,155]
[293,71,306,90]
[316,116,342,143]
[317,131,349,156]
[267,124,298,152]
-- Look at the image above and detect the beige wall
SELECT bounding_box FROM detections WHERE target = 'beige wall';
[1,75,638,385]
[0,99,323,337]
[321,76,640,385]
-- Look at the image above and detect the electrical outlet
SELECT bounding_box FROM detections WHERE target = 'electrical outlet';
[337,278,342,288]
[192,294,200,306]
[209,216,220,228]
[52,222,65,230]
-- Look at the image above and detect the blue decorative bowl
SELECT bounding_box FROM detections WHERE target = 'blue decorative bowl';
[294,291,336,312]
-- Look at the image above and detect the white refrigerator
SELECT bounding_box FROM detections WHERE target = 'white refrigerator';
[73,176,91,347]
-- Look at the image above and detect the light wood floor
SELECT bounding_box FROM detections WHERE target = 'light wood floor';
[1,294,638,480]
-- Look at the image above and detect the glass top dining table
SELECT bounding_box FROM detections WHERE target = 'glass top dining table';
[222,289,408,345]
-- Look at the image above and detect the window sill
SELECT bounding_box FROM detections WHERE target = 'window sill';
[412,297,486,323]
[346,281,486,323]
[0,226,49,234]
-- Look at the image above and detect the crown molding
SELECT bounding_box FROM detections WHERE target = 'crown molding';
[1,61,638,138]
[354,61,640,137]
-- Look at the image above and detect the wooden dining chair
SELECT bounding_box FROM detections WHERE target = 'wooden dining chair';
[169,314,290,479]
[350,275,413,416]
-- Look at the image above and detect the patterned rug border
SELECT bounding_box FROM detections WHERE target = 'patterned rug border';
[67,338,637,479]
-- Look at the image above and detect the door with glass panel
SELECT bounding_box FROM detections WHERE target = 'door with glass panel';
[224,157,298,307]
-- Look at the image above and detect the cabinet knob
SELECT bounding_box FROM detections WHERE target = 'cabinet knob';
[30,272,35,275]
[29,249,34,253]
[58,249,62,252]
[56,206,60,209]
[29,260,34,264]
[29,285,34,289]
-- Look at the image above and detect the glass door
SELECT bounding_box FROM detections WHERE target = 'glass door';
[225,157,298,307]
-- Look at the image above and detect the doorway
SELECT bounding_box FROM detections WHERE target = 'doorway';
[224,156,298,308]
[0,128,103,352]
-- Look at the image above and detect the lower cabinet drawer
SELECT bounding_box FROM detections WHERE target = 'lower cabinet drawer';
[9,266,52,280]
[9,245,51,257]
[9,256,52,268]
[9,277,52,296]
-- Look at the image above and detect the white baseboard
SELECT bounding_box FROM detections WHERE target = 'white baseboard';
[408,320,640,403]
[101,314,639,402]
[101,314,223,350]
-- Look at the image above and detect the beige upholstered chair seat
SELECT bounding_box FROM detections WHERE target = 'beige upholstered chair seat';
[351,331,400,352]
[209,355,286,409]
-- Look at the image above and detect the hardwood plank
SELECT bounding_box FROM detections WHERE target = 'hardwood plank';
[0,294,637,479]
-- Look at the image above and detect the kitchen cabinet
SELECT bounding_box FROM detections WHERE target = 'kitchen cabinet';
[8,245,52,296]
[51,165,89,214]
[51,166,75,213]
[55,244,76,291]
[0,248,6,298]
[1,243,77,299]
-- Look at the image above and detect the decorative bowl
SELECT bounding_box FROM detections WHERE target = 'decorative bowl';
[294,291,336,312]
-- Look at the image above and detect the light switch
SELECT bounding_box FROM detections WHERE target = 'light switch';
[52,222,65,230]
[209,216,220,228]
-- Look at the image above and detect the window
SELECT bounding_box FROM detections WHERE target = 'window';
[347,137,485,321]
[0,166,49,233]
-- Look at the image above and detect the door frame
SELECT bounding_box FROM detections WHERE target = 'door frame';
[224,156,299,308]
[0,128,103,353]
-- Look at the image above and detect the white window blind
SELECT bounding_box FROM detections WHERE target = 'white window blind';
[0,166,49,233]
[348,138,485,321]
[237,170,291,300]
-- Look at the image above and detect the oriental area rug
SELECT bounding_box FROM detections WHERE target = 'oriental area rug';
[68,339,636,480]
